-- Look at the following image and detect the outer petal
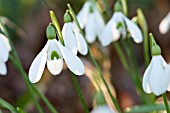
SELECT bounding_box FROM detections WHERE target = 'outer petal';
[74,30,88,55]
[47,58,63,75]
[0,59,7,75]
[91,105,117,113]
[28,41,49,83]
[159,12,170,34]
[77,1,90,28]
[56,41,85,75]
[0,34,10,62]
[100,14,120,46]
[62,23,78,55]
[124,16,143,43]
[0,34,11,51]
[85,13,97,43]
[149,56,170,96]
[142,59,153,94]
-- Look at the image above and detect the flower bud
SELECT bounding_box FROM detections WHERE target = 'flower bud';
[46,25,56,40]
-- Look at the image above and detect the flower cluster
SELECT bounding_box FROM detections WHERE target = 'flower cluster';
[77,1,143,46]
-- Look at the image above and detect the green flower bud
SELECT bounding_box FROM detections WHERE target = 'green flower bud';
[151,45,161,56]
[114,1,122,12]
[64,10,72,23]
[94,91,106,106]
[46,25,56,40]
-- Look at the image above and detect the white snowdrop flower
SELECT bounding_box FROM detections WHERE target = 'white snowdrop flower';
[62,22,88,55]
[0,33,11,75]
[91,105,117,113]
[101,12,143,46]
[143,55,170,96]
[159,12,170,34]
[77,1,105,43]
[29,26,85,83]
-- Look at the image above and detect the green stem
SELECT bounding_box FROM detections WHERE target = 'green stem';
[32,85,58,113]
[9,56,43,113]
[120,0,128,16]
[71,73,89,113]
[162,93,170,113]
[67,4,122,113]
[137,8,150,66]
[0,21,58,113]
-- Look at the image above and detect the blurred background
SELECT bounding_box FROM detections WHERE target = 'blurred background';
[0,0,170,113]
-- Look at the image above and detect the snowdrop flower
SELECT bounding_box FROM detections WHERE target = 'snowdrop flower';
[62,12,88,55]
[143,34,170,96]
[101,12,143,46]
[91,105,117,113]
[0,33,11,75]
[77,1,105,43]
[159,12,170,34]
[29,25,85,83]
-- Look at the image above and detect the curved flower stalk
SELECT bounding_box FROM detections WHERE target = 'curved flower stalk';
[159,12,170,34]
[77,1,105,43]
[143,34,170,96]
[29,25,85,83]
[101,12,143,46]
[0,33,11,75]
[62,12,88,55]
[91,105,117,113]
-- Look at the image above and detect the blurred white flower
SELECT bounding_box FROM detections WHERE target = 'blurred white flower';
[0,33,11,75]
[91,105,117,113]
[77,1,105,43]
[159,12,170,34]
[143,55,170,96]
[62,22,88,55]
[101,12,143,46]
[29,39,85,83]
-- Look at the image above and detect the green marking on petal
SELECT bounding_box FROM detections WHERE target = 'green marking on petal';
[51,51,60,60]
[116,22,123,29]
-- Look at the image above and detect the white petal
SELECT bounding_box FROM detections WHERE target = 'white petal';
[124,16,143,43]
[93,9,105,42]
[91,105,117,113]
[56,41,85,75]
[74,30,88,55]
[85,13,97,43]
[149,56,170,96]
[100,13,121,46]
[62,23,78,55]
[0,34,11,51]
[77,1,90,28]
[28,41,49,83]
[0,59,7,75]
[47,58,63,75]
[142,59,152,94]
[0,35,10,62]
[159,12,170,34]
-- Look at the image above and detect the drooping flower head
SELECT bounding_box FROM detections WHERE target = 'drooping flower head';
[101,1,143,46]
[29,25,85,83]
[142,34,170,96]
[0,33,11,75]
[77,0,105,43]
[62,11,88,55]
[159,11,170,34]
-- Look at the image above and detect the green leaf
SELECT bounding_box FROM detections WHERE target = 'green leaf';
[16,107,26,113]
[125,104,167,113]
